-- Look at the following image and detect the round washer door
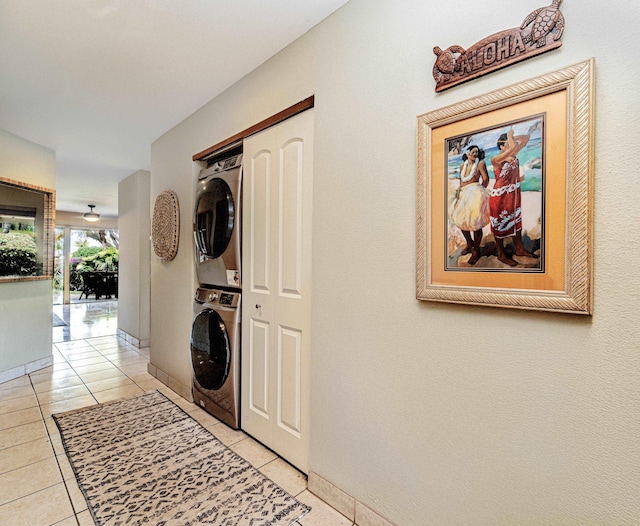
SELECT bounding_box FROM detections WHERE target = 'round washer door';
[194,178,235,259]
[190,309,231,390]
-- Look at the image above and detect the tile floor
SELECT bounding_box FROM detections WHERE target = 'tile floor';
[52,301,118,343]
[1,303,353,525]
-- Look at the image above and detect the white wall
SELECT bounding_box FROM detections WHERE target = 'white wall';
[0,129,55,375]
[150,0,640,523]
[117,170,150,345]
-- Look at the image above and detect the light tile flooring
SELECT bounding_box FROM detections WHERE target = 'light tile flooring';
[52,300,118,343]
[0,303,353,526]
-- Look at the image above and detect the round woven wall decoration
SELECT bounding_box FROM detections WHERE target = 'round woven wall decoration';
[152,190,180,261]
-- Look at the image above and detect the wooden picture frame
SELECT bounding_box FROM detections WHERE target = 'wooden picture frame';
[416,59,594,314]
[0,177,55,283]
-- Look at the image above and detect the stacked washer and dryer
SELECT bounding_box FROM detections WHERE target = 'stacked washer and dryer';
[190,145,243,429]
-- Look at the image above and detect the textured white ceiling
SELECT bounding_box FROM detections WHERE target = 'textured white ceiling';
[0,0,349,216]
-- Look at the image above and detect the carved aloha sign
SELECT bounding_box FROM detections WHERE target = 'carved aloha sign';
[433,0,565,92]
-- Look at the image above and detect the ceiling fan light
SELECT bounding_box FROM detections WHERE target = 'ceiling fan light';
[84,204,100,222]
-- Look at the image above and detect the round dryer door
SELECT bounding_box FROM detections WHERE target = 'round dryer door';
[190,309,231,390]
[194,178,235,259]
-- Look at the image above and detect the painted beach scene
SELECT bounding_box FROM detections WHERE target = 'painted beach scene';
[446,115,544,271]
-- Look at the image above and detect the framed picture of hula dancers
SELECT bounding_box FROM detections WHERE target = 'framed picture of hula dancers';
[416,59,594,314]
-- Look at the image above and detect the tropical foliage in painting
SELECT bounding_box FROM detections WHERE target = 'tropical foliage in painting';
[0,232,38,276]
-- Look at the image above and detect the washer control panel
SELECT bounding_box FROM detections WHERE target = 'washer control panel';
[194,287,240,308]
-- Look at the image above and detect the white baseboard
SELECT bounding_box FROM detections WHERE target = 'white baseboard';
[147,362,193,402]
[308,471,396,526]
[0,355,54,385]
[117,329,150,348]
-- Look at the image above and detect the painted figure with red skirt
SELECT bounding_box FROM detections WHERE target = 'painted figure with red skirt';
[489,129,539,266]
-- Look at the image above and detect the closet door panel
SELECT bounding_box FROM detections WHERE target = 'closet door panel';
[242,108,314,473]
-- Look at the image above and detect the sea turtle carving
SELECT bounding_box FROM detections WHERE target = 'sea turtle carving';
[520,0,565,48]
[433,45,465,83]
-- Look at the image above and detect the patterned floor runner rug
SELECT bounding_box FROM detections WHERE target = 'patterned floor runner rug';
[53,390,311,525]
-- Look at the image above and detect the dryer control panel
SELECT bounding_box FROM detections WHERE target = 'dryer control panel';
[198,154,243,180]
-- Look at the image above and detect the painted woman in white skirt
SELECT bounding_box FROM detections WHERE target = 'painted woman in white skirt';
[449,145,490,265]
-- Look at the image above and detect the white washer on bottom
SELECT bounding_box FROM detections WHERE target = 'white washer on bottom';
[190,287,240,429]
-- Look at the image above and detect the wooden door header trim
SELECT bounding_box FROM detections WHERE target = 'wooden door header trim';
[192,95,315,162]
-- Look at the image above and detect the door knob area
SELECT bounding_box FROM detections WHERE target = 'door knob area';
[255,304,261,309]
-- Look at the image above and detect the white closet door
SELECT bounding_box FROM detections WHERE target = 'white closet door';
[242,109,314,473]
